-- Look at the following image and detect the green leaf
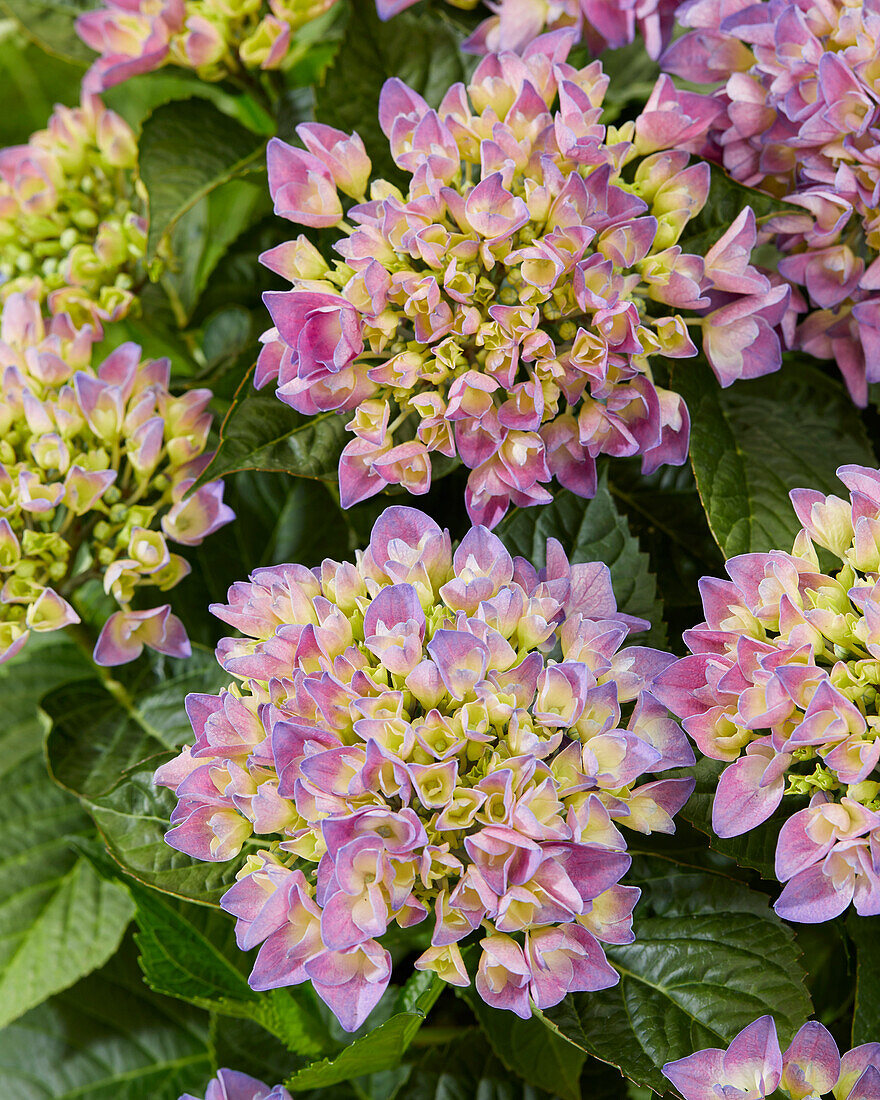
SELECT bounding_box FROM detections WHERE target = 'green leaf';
[674,356,877,558]
[498,474,665,646]
[44,648,226,802]
[161,177,273,325]
[0,938,213,1100]
[679,164,800,262]
[286,972,444,1091]
[461,995,585,1100]
[0,0,95,63]
[406,1032,565,1100]
[0,752,134,1030]
[0,26,84,144]
[0,635,132,1028]
[849,914,880,1045]
[133,883,337,1057]
[314,0,466,184]
[193,374,348,488]
[540,856,812,1093]
[139,98,267,261]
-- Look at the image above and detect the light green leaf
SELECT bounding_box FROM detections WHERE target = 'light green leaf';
[0,940,213,1100]
[499,474,665,646]
[139,98,267,260]
[286,972,444,1091]
[540,856,812,1092]
[674,357,877,558]
[0,0,95,63]
[0,635,132,1028]
[193,377,348,489]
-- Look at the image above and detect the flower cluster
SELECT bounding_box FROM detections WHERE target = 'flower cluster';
[155,506,694,1030]
[180,1069,291,1100]
[380,0,682,59]
[76,0,340,92]
[0,96,143,326]
[663,1014,880,1100]
[0,291,233,667]
[654,463,880,924]
[661,0,880,405]
[257,34,784,526]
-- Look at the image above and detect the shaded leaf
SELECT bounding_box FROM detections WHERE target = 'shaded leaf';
[286,972,444,1090]
[674,357,876,558]
[540,856,812,1092]
[849,914,880,1046]
[0,938,212,1100]
[139,98,266,260]
[461,995,584,1100]
[194,375,348,488]
[499,474,665,646]
[407,1032,563,1100]
[0,26,83,144]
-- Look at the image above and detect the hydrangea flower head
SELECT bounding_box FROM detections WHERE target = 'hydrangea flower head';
[661,0,880,404]
[0,96,143,325]
[258,34,783,526]
[76,0,340,91]
[663,1014,880,1100]
[654,463,880,923]
[180,1069,291,1100]
[156,505,694,1030]
[0,291,233,667]
[378,0,683,59]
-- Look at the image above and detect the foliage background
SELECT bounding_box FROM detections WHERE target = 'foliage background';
[0,1,878,1097]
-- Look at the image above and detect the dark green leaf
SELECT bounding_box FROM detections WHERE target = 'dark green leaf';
[0,938,212,1100]
[499,474,665,646]
[44,647,226,801]
[0,0,95,63]
[461,995,584,1100]
[193,375,348,488]
[541,856,812,1092]
[314,0,466,183]
[674,357,876,558]
[406,1032,563,1100]
[210,1015,304,1087]
[849,914,880,1045]
[286,972,444,1090]
[139,98,267,260]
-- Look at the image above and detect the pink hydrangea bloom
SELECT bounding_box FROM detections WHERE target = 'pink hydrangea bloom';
[654,463,880,923]
[258,35,779,527]
[77,0,340,91]
[0,292,233,668]
[180,1069,291,1100]
[156,505,694,1030]
[660,0,880,404]
[0,96,142,325]
[385,0,684,59]
[663,1014,880,1100]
